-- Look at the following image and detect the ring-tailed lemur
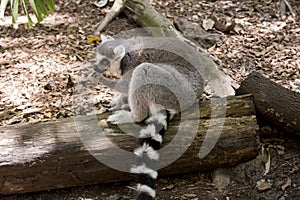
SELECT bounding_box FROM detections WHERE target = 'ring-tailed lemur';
[94,36,204,199]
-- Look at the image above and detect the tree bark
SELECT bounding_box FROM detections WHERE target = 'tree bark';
[0,95,259,195]
[123,0,217,49]
[237,72,300,136]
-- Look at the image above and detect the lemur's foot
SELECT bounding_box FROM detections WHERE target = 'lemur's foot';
[107,110,135,124]
[100,107,110,113]
[102,104,130,113]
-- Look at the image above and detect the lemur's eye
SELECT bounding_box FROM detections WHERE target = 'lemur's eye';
[100,58,110,66]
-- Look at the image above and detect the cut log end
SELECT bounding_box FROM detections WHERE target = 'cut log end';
[237,72,300,136]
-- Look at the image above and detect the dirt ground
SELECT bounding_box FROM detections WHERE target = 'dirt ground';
[1,0,300,199]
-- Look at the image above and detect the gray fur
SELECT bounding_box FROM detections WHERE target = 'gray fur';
[127,63,197,122]
[94,37,205,118]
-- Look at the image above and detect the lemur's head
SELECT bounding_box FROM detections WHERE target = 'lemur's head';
[94,37,126,77]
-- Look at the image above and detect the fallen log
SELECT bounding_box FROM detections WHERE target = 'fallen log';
[237,72,300,136]
[0,95,259,195]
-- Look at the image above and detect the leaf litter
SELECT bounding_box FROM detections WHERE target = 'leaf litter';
[0,0,300,199]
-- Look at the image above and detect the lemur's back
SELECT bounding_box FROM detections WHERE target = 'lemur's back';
[96,37,205,99]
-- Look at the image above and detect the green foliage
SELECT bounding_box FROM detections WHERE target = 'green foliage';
[0,0,55,27]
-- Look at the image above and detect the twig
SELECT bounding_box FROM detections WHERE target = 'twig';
[94,0,127,35]
[283,0,296,17]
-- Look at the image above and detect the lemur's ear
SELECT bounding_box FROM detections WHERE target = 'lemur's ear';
[113,45,126,59]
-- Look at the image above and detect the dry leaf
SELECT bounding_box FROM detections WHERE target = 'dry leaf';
[202,18,215,30]
[183,193,198,198]
[281,178,292,191]
[22,108,43,115]
[256,179,272,191]
[87,35,101,43]
[68,34,76,40]
[262,146,271,176]
[93,0,108,8]
[211,15,236,33]
[44,112,52,118]
[161,184,175,191]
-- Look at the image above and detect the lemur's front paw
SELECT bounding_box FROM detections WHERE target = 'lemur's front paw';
[107,110,135,124]
[88,72,101,82]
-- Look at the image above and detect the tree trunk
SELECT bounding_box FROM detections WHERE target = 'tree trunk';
[0,95,259,195]
[237,72,300,136]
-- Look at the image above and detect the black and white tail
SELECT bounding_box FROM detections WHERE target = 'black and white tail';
[129,104,175,200]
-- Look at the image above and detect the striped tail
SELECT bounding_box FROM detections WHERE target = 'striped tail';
[130,104,175,200]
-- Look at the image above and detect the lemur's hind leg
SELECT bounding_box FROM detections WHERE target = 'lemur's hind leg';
[110,94,130,111]
[108,63,167,124]
[102,94,129,113]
